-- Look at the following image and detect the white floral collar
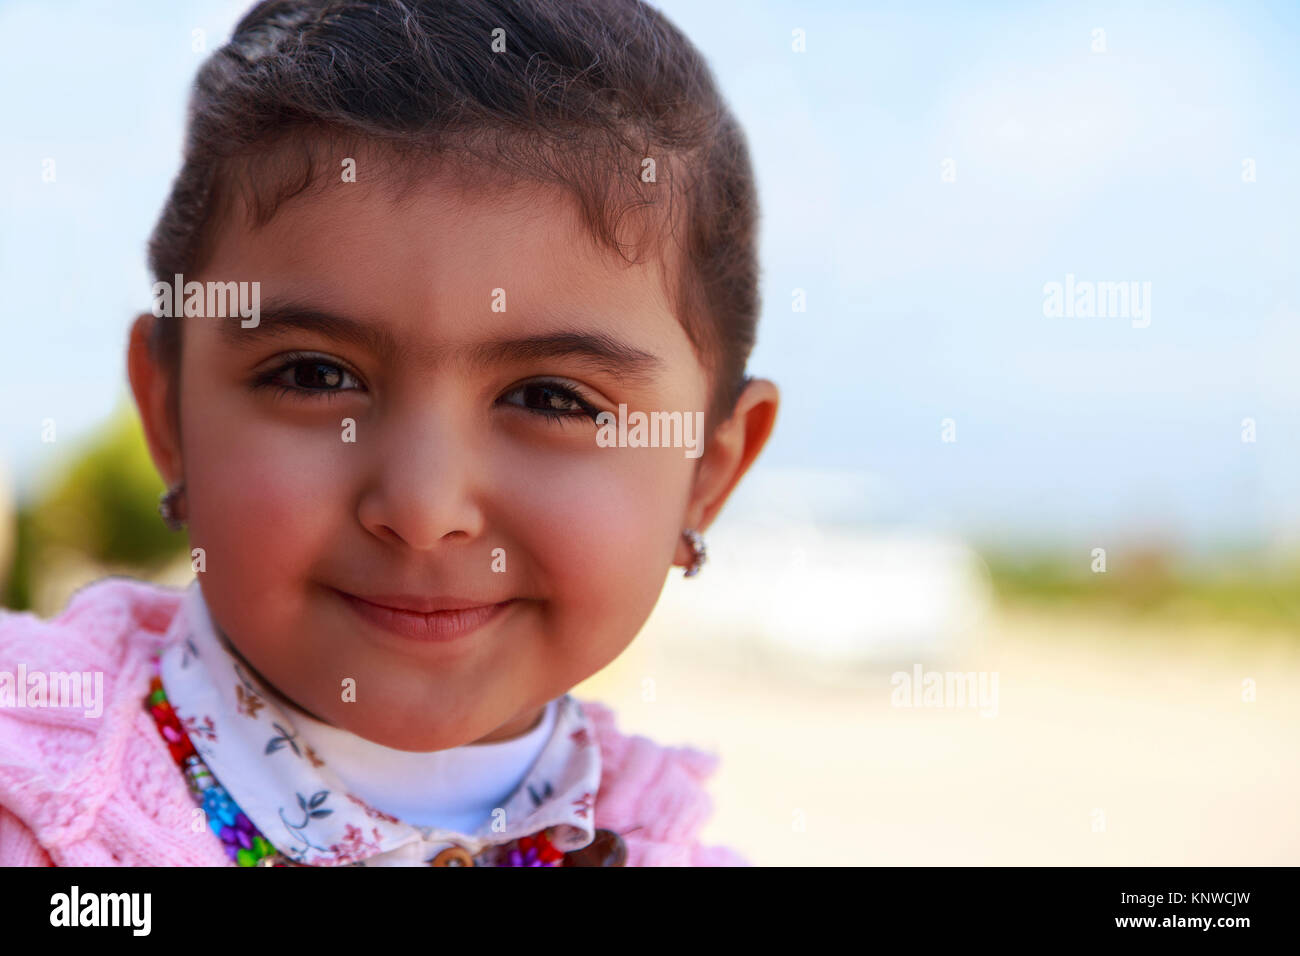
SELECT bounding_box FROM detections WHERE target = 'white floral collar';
[158,581,601,866]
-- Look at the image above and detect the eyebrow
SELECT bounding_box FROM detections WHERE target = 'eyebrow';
[215,304,666,385]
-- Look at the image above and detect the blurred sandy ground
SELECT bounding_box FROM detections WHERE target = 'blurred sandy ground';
[575,574,1300,867]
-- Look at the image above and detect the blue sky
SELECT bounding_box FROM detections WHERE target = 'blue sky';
[3,0,1298,551]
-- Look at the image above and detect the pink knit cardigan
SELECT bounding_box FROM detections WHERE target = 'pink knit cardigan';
[0,577,747,866]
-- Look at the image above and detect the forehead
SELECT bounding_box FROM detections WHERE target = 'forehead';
[193,154,694,369]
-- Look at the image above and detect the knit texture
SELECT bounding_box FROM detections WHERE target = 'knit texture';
[0,577,748,867]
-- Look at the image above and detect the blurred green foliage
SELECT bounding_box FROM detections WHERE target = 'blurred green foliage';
[982,547,1300,631]
[2,402,187,610]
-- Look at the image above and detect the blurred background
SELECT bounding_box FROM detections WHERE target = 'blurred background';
[2,0,1298,864]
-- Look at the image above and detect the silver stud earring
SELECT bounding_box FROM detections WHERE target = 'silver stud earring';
[682,528,707,577]
[159,482,187,531]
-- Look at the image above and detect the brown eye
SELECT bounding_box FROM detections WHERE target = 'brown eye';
[523,383,582,412]
[500,380,600,422]
[254,353,363,399]
[292,361,344,390]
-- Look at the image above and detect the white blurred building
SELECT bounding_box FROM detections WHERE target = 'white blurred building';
[645,468,992,682]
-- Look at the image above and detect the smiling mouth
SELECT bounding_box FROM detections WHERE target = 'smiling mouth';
[331,588,516,642]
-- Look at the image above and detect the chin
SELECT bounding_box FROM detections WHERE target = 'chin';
[360,718,478,753]
[388,732,474,752]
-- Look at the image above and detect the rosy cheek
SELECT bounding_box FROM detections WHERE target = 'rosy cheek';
[185,408,344,579]
[503,446,686,606]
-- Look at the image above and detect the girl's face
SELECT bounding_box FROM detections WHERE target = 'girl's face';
[146,165,756,752]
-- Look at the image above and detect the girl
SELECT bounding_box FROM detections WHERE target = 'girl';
[0,0,777,866]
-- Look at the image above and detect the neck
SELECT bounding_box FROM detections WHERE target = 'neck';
[471,703,549,744]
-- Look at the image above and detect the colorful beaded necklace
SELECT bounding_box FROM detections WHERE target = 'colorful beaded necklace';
[145,654,626,867]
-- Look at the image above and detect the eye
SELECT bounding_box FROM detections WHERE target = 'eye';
[253,352,364,399]
[499,379,602,423]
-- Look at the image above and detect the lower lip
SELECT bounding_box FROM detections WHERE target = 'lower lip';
[335,590,514,643]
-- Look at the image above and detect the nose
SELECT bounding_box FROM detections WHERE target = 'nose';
[355,407,487,551]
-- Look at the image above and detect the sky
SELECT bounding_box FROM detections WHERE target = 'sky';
[2,0,1298,552]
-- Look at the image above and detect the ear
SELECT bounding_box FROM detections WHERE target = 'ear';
[673,377,779,570]
[126,313,183,487]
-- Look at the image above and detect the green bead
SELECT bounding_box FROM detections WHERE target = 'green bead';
[252,836,272,857]
[149,688,166,705]
[236,848,257,867]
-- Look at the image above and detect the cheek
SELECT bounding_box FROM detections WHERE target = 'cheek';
[181,387,352,598]
[502,443,694,650]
